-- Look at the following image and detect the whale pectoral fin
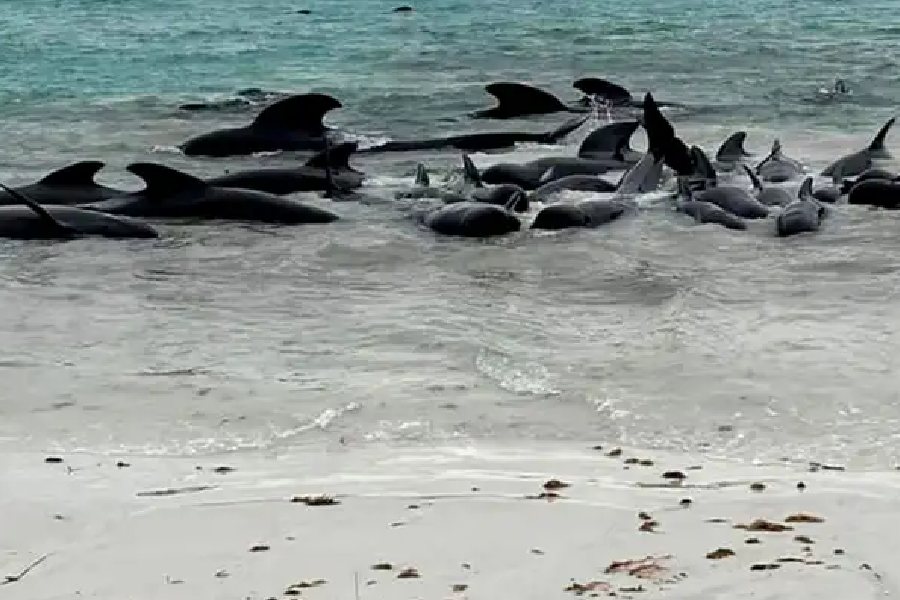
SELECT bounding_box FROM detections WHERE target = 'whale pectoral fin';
[482,82,569,117]
[503,190,525,212]
[742,164,763,192]
[38,161,106,186]
[0,181,78,236]
[126,163,207,199]
[462,154,483,188]
[578,121,640,159]
[868,117,896,151]
[543,115,590,143]
[572,77,632,104]
[415,163,430,187]
[251,93,342,135]
[538,167,557,184]
[304,141,358,170]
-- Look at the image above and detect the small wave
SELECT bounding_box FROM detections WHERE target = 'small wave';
[474,348,561,396]
[151,144,183,154]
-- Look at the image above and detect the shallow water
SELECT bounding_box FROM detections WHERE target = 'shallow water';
[1,0,899,467]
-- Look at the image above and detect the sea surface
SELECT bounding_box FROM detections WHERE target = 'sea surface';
[1,0,899,467]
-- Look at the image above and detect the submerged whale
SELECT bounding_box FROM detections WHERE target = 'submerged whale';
[531,199,630,231]
[84,163,340,224]
[180,93,343,157]
[207,142,365,195]
[359,115,588,154]
[0,161,127,206]
[0,182,157,240]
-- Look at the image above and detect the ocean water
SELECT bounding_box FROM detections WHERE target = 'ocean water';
[1,0,899,467]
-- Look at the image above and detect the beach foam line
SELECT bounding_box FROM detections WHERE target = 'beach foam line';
[1,442,898,599]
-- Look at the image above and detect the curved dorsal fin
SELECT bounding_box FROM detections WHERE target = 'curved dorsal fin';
[690,146,717,182]
[577,121,640,159]
[798,177,814,200]
[251,93,342,135]
[415,163,430,187]
[868,117,896,151]
[0,181,77,236]
[482,82,568,116]
[572,78,632,103]
[538,167,557,184]
[742,164,763,191]
[127,163,207,198]
[38,161,105,186]
[542,115,590,143]
[716,132,750,161]
[304,141,358,169]
[461,155,483,188]
[831,161,845,185]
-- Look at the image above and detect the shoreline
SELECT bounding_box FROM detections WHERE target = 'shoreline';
[2,441,898,599]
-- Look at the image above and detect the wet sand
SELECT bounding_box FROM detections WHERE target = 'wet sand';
[2,443,898,599]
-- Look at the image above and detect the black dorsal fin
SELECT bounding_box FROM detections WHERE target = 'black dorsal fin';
[251,93,342,135]
[0,181,77,236]
[868,117,896,151]
[690,146,717,184]
[572,78,632,103]
[577,121,639,159]
[742,164,763,192]
[126,163,207,198]
[480,82,568,117]
[304,141,357,169]
[798,177,814,200]
[642,92,676,155]
[462,154,483,188]
[716,132,749,161]
[38,161,105,186]
[415,163,430,187]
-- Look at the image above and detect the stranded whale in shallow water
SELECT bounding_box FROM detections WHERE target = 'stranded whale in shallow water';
[0,182,157,240]
[207,142,365,195]
[0,161,127,206]
[822,117,896,178]
[777,178,826,237]
[84,163,340,224]
[359,115,588,154]
[422,192,523,238]
[180,93,343,157]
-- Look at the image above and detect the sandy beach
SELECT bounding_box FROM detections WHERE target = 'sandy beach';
[2,442,898,600]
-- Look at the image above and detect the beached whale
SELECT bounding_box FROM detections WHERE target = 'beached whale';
[180,93,342,157]
[777,178,825,237]
[207,142,365,195]
[0,161,127,206]
[83,163,339,224]
[0,182,157,240]
[822,117,896,178]
[422,194,523,238]
[358,115,588,154]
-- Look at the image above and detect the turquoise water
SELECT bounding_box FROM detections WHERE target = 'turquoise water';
[1,0,898,139]
[1,1,900,466]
